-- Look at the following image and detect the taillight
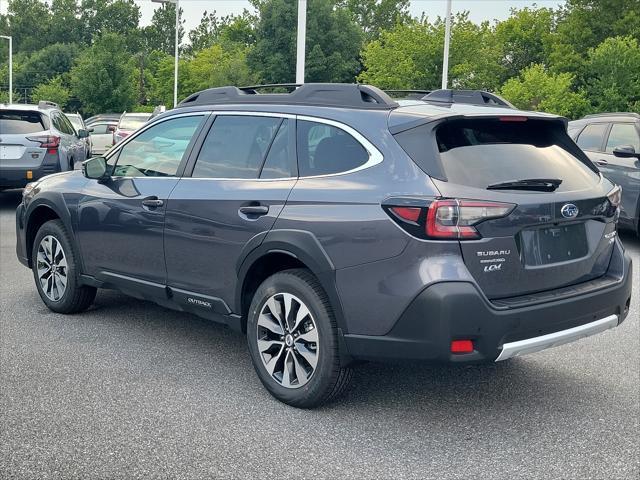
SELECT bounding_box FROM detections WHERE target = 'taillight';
[387,199,515,240]
[26,135,60,154]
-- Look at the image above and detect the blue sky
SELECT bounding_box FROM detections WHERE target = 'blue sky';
[138,1,565,32]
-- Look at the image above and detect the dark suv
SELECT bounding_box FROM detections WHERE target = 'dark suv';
[16,84,633,407]
[1,101,89,190]
[568,113,640,236]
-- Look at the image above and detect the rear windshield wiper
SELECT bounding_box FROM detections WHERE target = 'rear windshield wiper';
[487,178,562,192]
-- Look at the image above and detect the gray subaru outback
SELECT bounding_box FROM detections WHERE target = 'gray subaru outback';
[15,84,632,407]
[1,101,89,190]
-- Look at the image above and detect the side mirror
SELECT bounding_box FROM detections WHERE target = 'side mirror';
[82,156,108,180]
[107,125,116,133]
[77,128,90,139]
[612,145,639,158]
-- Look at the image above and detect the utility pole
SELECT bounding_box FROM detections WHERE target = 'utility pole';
[0,35,12,103]
[441,0,452,89]
[151,0,180,107]
[296,0,307,84]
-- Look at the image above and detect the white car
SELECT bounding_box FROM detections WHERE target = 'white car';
[87,121,117,155]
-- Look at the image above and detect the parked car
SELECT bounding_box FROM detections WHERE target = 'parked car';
[65,112,92,160]
[1,101,89,190]
[86,120,118,155]
[85,113,121,126]
[569,113,640,236]
[114,112,151,143]
[16,85,632,408]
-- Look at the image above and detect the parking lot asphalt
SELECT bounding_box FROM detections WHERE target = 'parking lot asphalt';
[0,188,638,480]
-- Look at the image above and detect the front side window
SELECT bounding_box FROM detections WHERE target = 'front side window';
[90,123,111,135]
[192,115,282,179]
[297,120,369,177]
[576,123,608,151]
[112,115,204,177]
[605,123,640,152]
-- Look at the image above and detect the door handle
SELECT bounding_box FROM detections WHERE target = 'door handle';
[238,204,269,221]
[595,159,608,166]
[239,205,269,216]
[142,197,164,208]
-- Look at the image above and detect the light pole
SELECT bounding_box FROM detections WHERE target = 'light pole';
[152,0,180,107]
[296,0,307,84]
[0,35,12,104]
[441,0,452,89]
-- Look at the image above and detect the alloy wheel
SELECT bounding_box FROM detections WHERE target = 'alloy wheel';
[36,235,68,301]
[256,292,319,389]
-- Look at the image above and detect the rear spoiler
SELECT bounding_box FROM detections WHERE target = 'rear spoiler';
[389,112,567,135]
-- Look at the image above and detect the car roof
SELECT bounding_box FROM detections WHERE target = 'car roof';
[569,113,640,124]
[0,103,57,114]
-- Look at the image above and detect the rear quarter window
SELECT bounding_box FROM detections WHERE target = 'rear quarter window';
[0,110,46,134]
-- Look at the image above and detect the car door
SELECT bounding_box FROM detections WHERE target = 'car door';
[164,112,297,315]
[76,113,208,298]
[601,122,640,225]
[59,113,84,164]
[89,122,114,154]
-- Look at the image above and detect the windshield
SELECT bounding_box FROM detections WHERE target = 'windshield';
[67,116,83,130]
[119,115,150,130]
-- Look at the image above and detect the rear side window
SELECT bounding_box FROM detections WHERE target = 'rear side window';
[431,119,599,191]
[297,120,369,176]
[193,115,282,179]
[605,123,640,152]
[90,123,112,134]
[576,123,608,151]
[0,110,46,134]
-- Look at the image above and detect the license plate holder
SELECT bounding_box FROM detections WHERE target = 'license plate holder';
[521,223,588,266]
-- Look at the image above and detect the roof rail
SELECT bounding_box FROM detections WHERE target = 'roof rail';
[421,89,514,108]
[38,100,59,109]
[583,112,640,119]
[178,83,399,110]
[385,89,432,100]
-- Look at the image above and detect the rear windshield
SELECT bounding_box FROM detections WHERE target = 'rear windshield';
[396,118,599,191]
[120,115,149,130]
[0,110,46,134]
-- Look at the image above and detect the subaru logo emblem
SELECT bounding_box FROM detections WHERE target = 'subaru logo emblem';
[561,203,579,218]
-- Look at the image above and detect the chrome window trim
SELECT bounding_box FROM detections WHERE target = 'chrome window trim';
[295,114,383,178]
[105,110,384,181]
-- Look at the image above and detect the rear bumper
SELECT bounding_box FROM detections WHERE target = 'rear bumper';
[0,158,60,188]
[343,247,632,363]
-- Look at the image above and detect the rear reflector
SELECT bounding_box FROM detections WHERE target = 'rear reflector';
[26,170,33,180]
[451,340,474,354]
[390,206,421,223]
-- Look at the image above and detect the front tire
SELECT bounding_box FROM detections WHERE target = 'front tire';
[247,269,353,408]
[32,220,96,313]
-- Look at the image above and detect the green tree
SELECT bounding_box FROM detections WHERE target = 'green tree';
[184,44,257,93]
[31,76,71,108]
[494,7,554,81]
[358,14,503,91]
[142,3,185,56]
[585,36,640,112]
[187,10,256,54]
[70,33,136,115]
[549,0,640,77]
[80,0,140,44]
[5,0,52,53]
[49,0,85,45]
[15,43,80,88]
[500,64,590,118]
[339,0,410,41]
[248,0,362,83]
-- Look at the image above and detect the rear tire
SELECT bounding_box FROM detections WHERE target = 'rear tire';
[247,269,353,408]
[32,220,96,314]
